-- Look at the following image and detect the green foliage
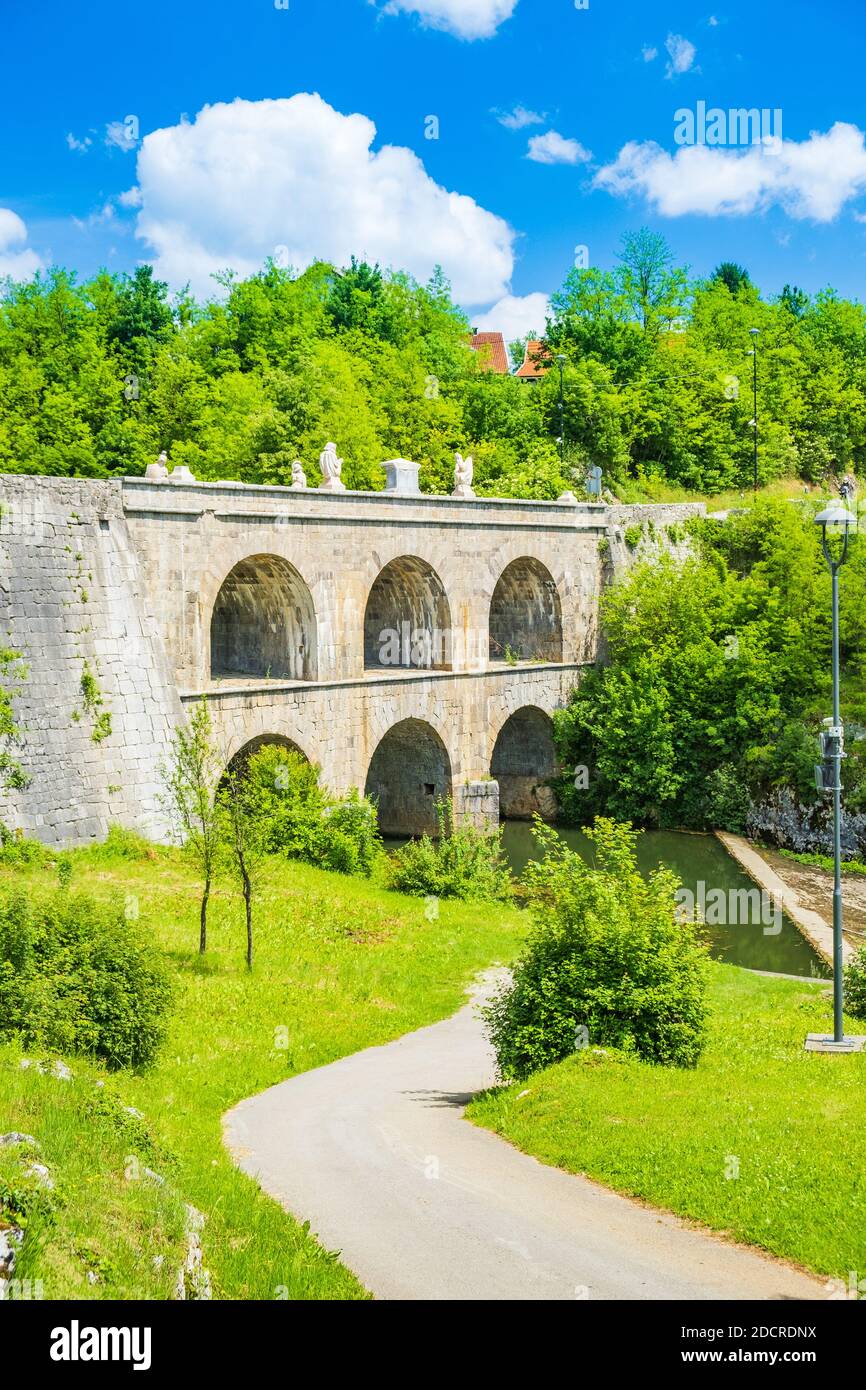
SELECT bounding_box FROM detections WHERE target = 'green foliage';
[0,888,171,1068]
[161,698,224,953]
[0,644,28,790]
[242,744,382,876]
[844,947,866,1019]
[554,500,864,831]
[1,234,865,495]
[0,824,47,866]
[624,523,642,549]
[484,818,709,1080]
[388,800,512,903]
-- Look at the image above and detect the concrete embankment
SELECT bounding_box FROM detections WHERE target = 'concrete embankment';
[715,831,853,968]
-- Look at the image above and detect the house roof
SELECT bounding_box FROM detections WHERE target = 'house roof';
[469,331,510,374]
[514,339,552,380]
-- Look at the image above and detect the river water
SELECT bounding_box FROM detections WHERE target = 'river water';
[386,823,829,978]
[500,823,829,978]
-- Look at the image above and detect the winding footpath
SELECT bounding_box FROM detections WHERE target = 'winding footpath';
[224,976,824,1301]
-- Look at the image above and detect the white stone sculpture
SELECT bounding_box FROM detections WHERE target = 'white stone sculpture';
[290,460,307,490]
[452,452,475,499]
[318,442,345,492]
[558,490,579,503]
[145,450,170,481]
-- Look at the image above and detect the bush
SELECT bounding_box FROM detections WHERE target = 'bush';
[0,888,171,1068]
[244,745,382,876]
[320,791,382,876]
[484,817,709,1080]
[844,946,866,1020]
[0,823,47,866]
[388,800,512,903]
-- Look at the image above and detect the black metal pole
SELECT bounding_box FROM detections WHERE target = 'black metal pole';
[557,357,565,469]
[752,338,758,495]
[829,550,847,1041]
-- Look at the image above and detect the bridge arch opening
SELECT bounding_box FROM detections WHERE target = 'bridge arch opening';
[488,557,563,663]
[491,706,558,820]
[363,557,452,671]
[210,555,317,681]
[365,718,452,836]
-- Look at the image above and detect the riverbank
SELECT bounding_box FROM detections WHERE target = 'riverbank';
[715,831,862,966]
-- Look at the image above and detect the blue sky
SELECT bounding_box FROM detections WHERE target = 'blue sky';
[2,0,865,337]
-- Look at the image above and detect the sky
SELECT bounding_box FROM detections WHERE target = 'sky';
[1,0,865,339]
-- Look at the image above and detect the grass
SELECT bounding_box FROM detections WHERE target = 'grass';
[777,847,866,875]
[468,962,866,1281]
[0,840,524,1300]
[616,475,818,511]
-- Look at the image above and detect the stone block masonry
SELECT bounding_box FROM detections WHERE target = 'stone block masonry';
[0,476,182,844]
[0,471,703,846]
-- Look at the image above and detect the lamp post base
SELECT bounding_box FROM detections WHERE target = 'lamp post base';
[804,1033,866,1053]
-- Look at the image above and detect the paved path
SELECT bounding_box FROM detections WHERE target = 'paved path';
[224,977,825,1301]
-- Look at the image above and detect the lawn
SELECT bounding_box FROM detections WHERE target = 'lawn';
[0,839,524,1300]
[468,962,866,1282]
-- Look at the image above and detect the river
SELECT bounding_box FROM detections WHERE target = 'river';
[387,823,829,978]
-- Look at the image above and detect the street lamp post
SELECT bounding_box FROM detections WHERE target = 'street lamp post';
[556,354,566,469]
[747,328,759,495]
[806,500,865,1053]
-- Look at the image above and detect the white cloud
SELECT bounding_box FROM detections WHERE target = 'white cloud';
[130,94,515,303]
[66,132,92,154]
[377,0,518,40]
[708,15,719,26]
[118,186,143,209]
[473,291,549,342]
[665,33,697,78]
[526,130,592,166]
[105,119,138,152]
[593,122,866,222]
[496,104,545,130]
[642,45,658,62]
[0,209,42,280]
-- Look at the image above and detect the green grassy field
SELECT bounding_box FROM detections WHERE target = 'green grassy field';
[468,962,866,1281]
[0,841,524,1300]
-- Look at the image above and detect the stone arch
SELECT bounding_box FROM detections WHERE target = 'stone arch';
[364,717,452,836]
[488,557,563,663]
[491,705,559,820]
[210,554,317,681]
[225,731,310,775]
[363,556,452,671]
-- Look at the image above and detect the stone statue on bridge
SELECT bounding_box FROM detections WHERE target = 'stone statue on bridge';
[452,452,475,499]
[318,442,346,492]
[290,460,307,490]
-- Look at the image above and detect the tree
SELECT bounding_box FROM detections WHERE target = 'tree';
[219,756,269,970]
[161,698,223,954]
[616,228,691,334]
[711,262,752,296]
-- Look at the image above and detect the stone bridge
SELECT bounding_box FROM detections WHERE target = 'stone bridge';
[0,472,700,844]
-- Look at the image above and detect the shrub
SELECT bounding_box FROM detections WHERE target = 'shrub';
[844,946,866,1020]
[0,823,47,866]
[624,523,643,549]
[99,823,158,860]
[484,817,709,1080]
[388,800,512,903]
[245,746,382,876]
[0,888,171,1068]
[320,791,382,876]
[244,745,326,860]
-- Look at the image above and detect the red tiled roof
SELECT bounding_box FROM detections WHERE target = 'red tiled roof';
[514,339,552,379]
[469,331,510,374]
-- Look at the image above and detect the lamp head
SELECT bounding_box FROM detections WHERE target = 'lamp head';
[815,501,857,537]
